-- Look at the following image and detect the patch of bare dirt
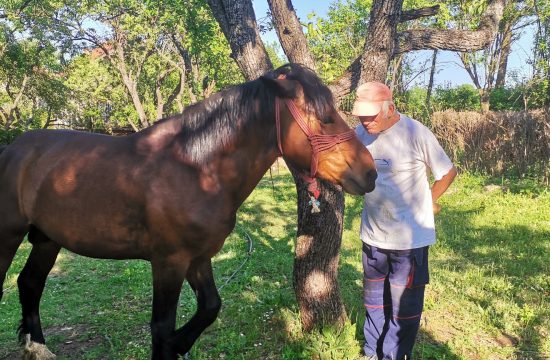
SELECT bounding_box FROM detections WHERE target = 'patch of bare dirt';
[3,325,105,360]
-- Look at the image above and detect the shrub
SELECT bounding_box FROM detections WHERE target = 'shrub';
[432,109,549,182]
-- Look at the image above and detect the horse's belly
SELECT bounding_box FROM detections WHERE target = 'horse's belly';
[32,206,151,260]
[45,229,149,260]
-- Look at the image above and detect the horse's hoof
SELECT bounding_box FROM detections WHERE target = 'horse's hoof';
[22,334,57,360]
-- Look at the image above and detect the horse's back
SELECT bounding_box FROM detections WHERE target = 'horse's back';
[1,129,119,183]
[0,129,130,220]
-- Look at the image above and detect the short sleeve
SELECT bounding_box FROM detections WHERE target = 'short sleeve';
[416,125,454,180]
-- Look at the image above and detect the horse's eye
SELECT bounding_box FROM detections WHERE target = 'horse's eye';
[323,116,333,124]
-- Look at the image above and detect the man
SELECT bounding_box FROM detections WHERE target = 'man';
[352,82,457,359]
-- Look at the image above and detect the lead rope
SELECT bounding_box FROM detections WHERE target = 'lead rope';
[217,224,254,292]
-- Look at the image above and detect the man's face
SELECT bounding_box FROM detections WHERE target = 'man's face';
[359,104,395,134]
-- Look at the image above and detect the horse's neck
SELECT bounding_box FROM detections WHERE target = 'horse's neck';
[134,119,181,153]
[136,111,279,199]
[192,122,279,205]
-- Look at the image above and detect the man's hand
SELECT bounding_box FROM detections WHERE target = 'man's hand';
[431,166,457,216]
[433,202,442,215]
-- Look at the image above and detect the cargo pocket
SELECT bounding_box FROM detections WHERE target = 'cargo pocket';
[390,246,430,321]
[410,246,429,288]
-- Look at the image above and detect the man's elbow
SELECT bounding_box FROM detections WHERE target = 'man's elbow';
[446,166,458,182]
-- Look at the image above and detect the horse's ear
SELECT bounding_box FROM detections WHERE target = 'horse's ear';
[259,76,299,99]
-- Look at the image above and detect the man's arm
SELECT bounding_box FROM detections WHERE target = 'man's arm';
[431,166,458,215]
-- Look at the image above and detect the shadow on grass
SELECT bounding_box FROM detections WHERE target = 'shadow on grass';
[1,172,547,359]
[342,182,549,359]
[436,205,549,360]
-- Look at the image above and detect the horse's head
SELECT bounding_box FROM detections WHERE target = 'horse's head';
[260,64,377,195]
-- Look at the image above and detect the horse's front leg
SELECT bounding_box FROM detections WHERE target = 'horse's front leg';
[172,257,221,356]
[150,253,188,360]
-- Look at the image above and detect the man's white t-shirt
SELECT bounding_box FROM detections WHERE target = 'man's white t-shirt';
[356,114,454,250]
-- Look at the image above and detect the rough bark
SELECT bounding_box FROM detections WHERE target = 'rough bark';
[267,0,316,69]
[292,174,347,331]
[399,5,439,22]
[396,0,506,54]
[206,0,272,80]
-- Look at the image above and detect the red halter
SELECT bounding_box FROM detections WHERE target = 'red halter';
[275,97,356,177]
[274,97,357,204]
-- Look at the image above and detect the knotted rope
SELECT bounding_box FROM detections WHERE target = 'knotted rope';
[275,97,357,212]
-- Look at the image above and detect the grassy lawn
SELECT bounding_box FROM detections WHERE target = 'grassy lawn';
[1,169,548,359]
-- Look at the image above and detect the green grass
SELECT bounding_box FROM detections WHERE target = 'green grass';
[1,170,548,359]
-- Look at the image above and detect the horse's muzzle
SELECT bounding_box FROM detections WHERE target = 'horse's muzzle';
[341,169,377,195]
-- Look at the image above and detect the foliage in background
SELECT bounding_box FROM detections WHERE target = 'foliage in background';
[0,0,241,136]
[0,0,548,143]
[305,0,371,83]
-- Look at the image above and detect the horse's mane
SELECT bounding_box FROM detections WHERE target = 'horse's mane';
[267,63,335,122]
[155,64,334,164]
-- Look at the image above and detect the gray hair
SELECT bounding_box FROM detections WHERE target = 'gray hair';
[381,100,394,117]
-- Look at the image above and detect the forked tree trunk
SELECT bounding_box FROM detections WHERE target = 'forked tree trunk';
[267,0,349,329]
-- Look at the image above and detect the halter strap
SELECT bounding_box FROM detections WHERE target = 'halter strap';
[275,97,356,178]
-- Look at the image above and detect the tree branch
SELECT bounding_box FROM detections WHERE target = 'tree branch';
[395,0,506,54]
[399,5,440,23]
[267,0,316,69]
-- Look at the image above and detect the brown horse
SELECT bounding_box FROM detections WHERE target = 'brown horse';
[0,64,376,359]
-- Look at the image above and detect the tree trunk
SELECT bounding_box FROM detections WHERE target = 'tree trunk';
[267,0,316,69]
[124,76,150,128]
[113,44,150,129]
[267,0,350,330]
[495,21,512,87]
[329,0,404,102]
[426,50,438,109]
[480,88,491,113]
[206,0,273,80]
[292,174,347,331]
[2,74,29,130]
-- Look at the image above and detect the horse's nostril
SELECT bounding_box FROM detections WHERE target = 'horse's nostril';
[367,169,378,183]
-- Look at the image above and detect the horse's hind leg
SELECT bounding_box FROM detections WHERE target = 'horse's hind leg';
[17,226,60,358]
[172,258,221,356]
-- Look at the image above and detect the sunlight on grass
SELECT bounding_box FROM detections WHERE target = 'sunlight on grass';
[212,249,237,262]
[50,251,73,276]
[1,171,548,359]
